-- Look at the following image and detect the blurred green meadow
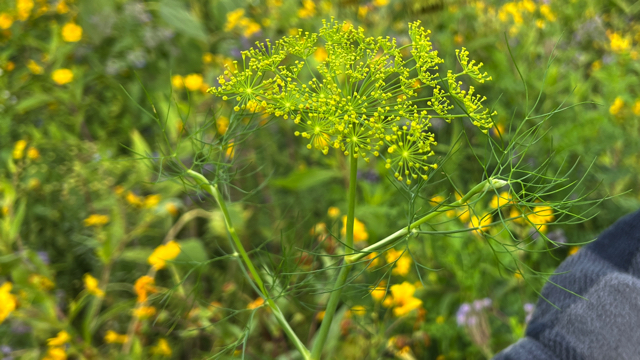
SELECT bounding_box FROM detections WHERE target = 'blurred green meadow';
[1,0,639,359]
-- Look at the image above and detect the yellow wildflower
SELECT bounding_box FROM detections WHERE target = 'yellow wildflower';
[370,281,387,301]
[216,116,230,135]
[42,347,67,360]
[539,4,556,21]
[202,52,214,64]
[225,9,245,32]
[349,305,366,317]
[17,0,34,21]
[469,213,492,235]
[316,310,325,321]
[171,74,184,89]
[341,216,369,242]
[536,19,545,28]
[133,306,156,319]
[144,194,161,208]
[27,147,40,160]
[608,31,631,53]
[83,214,110,227]
[436,315,445,324]
[226,141,235,159]
[166,203,179,216]
[184,73,203,91]
[0,13,13,29]
[521,0,536,12]
[386,249,412,276]
[126,191,143,207]
[568,246,579,256]
[56,0,69,14]
[5,61,15,71]
[609,97,624,115]
[28,274,54,290]
[365,252,380,268]
[313,47,328,62]
[633,100,640,116]
[240,18,261,37]
[247,297,265,310]
[13,140,27,159]
[327,206,340,218]
[152,339,172,356]
[83,273,104,298]
[373,0,389,6]
[0,282,17,323]
[104,330,128,344]
[298,0,316,18]
[383,282,423,317]
[134,275,156,303]
[47,330,70,346]
[61,22,82,42]
[52,69,73,85]
[357,5,368,18]
[27,60,44,74]
[489,191,512,209]
[591,60,602,71]
[148,240,181,270]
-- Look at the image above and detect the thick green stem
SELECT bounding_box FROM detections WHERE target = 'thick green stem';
[186,170,310,359]
[310,156,359,360]
[345,177,507,264]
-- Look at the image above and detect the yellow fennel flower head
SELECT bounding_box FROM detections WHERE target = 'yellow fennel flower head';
[125,191,143,207]
[373,0,389,6]
[340,216,369,242]
[13,140,27,159]
[148,240,181,270]
[133,305,156,319]
[388,281,423,317]
[207,19,495,184]
[216,116,230,135]
[225,8,245,32]
[61,22,82,42]
[327,206,340,218]
[539,4,556,21]
[386,248,412,276]
[152,339,172,356]
[171,74,184,89]
[184,73,203,91]
[83,214,110,227]
[247,297,265,310]
[47,330,70,347]
[532,205,554,223]
[43,347,67,360]
[607,31,630,53]
[0,13,13,29]
[27,59,43,74]
[298,0,316,18]
[609,97,624,115]
[0,282,17,323]
[365,251,380,268]
[52,68,73,85]
[83,274,104,298]
[370,281,387,301]
[104,330,128,344]
[16,0,34,21]
[134,275,156,303]
[633,100,640,116]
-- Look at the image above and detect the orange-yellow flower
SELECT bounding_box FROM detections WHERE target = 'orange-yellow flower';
[298,0,316,18]
[370,281,387,301]
[152,338,172,356]
[0,282,17,323]
[27,60,43,74]
[386,249,412,276]
[469,213,492,235]
[184,73,203,91]
[489,191,513,209]
[171,74,184,89]
[83,214,110,227]
[609,97,624,115]
[247,297,265,310]
[133,306,156,318]
[13,140,27,159]
[104,330,128,344]
[143,194,161,208]
[61,22,82,42]
[0,13,13,29]
[148,241,181,270]
[134,275,156,303]
[42,347,67,360]
[52,68,73,85]
[83,274,104,298]
[47,330,70,346]
[327,206,340,218]
[382,282,423,317]
[27,147,40,160]
[341,216,369,242]
[216,116,230,135]
[17,0,34,21]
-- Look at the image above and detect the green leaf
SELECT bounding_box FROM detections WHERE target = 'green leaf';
[272,168,342,191]
[158,0,207,42]
[15,94,54,114]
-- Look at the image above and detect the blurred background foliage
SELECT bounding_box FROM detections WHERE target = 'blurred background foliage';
[1,0,639,359]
